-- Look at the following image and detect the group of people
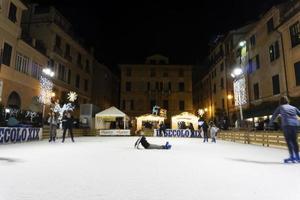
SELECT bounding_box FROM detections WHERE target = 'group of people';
[48,111,75,143]
[198,120,219,143]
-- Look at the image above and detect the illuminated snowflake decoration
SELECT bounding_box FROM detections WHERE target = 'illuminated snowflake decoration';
[38,76,53,105]
[52,102,75,122]
[26,111,37,122]
[67,91,78,102]
[233,77,247,106]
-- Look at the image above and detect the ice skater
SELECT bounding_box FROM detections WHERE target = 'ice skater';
[62,112,75,143]
[199,120,209,142]
[269,96,300,163]
[208,121,219,143]
[134,132,171,150]
[48,111,58,142]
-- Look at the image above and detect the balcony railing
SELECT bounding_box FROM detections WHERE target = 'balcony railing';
[53,46,63,56]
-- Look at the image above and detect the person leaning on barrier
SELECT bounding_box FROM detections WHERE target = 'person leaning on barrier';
[269,96,300,163]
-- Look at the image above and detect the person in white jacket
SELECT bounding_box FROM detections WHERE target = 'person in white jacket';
[209,121,219,143]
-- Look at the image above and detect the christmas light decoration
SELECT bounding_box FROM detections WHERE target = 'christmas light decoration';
[52,102,75,121]
[233,77,247,106]
[67,91,78,102]
[38,76,53,105]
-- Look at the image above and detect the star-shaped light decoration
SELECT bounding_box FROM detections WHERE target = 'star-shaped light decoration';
[67,91,78,102]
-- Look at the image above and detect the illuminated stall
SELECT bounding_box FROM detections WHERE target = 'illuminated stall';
[95,107,130,136]
[171,112,199,130]
[136,114,165,132]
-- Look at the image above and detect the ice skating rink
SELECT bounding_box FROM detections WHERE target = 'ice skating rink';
[0,137,299,200]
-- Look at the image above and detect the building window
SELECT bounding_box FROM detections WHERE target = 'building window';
[248,58,253,74]
[77,53,82,67]
[253,83,259,100]
[168,82,172,91]
[2,42,12,66]
[179,82,185,92]
[213,84,216,94]
[150,100,156,110]
[267,18,274,33]
[290,22,300,47]
[269,41,280,62]
[84,79,89,91]
[122,100,126,110]
[222,98,225,109]
[8,3,17,23]
[294,61,300,86]
[147,82,150,91]
[76,74,80,89]
[150,68,156,77]
[16,53,29,74]
[65,44,71,57]
[160,82,163,91]
[126,82,131,92]
[67,69,71,84]
[220,78,224,89]
[163,72,168,77]
[250,34,256,47]
[255,54,260,69]
[272,75,280,95]
[55,35,61,49]
[179,101,185,111]
[220,63,224,71]
[31,62,42,79]
[179,69,184,77]
[126,68,132,77]
[130,100,134,110]
[163,100,169,110]
[58,64,66,82]
[85,60,90,73]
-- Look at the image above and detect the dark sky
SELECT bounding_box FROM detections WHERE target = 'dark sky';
[30,0,286,68]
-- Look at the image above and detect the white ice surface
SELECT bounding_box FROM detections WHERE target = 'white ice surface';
[0,137,299,200]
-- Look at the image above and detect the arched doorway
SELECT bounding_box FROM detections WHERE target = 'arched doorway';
[7,91,21,109]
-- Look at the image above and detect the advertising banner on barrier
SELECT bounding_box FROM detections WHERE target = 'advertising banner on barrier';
[154,129,202,138]
[0,127,43,144]
[99,129,131,136]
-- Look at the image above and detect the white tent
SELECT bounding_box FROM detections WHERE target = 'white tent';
[95,107,128,130]
[171,112,199,130]
[136,114,165,131]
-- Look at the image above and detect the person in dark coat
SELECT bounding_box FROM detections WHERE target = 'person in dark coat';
[199,120,209,142]
[158,121,166,136]
[62,112,74,143]
[134,132,171,149]
[269,96,300,163]
[188,123,195,137]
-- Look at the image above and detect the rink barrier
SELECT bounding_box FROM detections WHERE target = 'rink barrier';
[0,127,42,144]
[218,130,300,148]
[42,128,97,139]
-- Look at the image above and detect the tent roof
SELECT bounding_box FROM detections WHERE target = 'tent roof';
[96,107,127,117]
[136,114,165,120]
[172,112,198,120]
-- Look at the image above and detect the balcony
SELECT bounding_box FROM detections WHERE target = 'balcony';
[64,54,72,62]
[53,46,63,57]
[209,50,224,67]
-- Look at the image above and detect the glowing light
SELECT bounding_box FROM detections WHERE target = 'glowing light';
[204,108,208,112]
[38,76,53,105]
[52,102,75,122]
[42,68,55,77]
[67,91,78,102]
[233,77,247,106]
[51,92,56,97]
[5,108,10,113]
[198,109,205,117]
[239,40,246,47]
[227,94,233,100]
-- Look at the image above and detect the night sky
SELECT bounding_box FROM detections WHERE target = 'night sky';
[29,0,286,68]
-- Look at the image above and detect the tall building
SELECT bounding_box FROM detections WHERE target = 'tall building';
[21,4,93,105]
[0,0,48,110]
[119,54,193,126]
[198,0,300,126]
[92,60,119,110]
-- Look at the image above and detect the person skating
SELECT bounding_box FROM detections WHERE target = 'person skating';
[134,132,171,150]
[199,120,209,142]
[48,112,58,142]
[62,112,75,143]
[209,121,219,143]
[269,96,300,163]
[158,121,166,137]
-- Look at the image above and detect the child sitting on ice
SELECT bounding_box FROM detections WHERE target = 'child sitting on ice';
[134,131,171,150]
[208,121,219,143]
